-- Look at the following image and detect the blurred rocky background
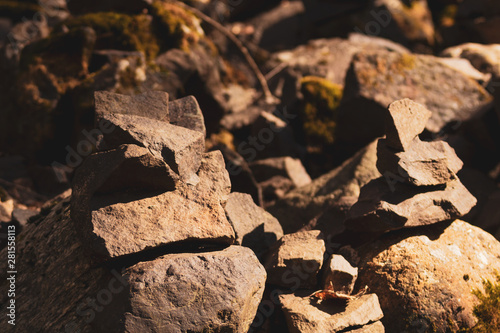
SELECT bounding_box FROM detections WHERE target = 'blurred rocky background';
[0,0,499,332]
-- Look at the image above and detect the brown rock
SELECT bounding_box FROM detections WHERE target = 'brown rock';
[377,138,464,186]
[264,230,325,289]
[224,192,283,258]
[96,112,205,182]
[123,246,266,333]
[73,181,235,260]
[337,50,493,147]
[348,321,385,333]
[345,178,477,233]
[268,140,380,234]
[384,99,432,151]
[168,95,206,137]
[323,255,358,295]
[441,43,500,78]
[357,220,500,332]
[194,151,231,205]
[279,292,384,332]
[71,144,177,198]
[94,91,170,123]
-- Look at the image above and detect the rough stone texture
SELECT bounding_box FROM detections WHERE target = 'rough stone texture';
[224,192,283,258]
[0,196,263,332]
[337,50,493,147]
[279,292,384,333]
[348,321,385,333]
[123,246,266,333]
[73,177,235,260]
[268,140,381,234]
[377,139,464,186]
[95,91,170,123]
[71,144,177,198]
[345,178,477,233]
[96,112,205,183]
[264,230,325,289]
[323,255,358,295]
[442,42,500,78]
[384,99,432,152]
[195,151,231,205]
[168,95,206,137]
[357,220,500,332]
[250,157,312,188]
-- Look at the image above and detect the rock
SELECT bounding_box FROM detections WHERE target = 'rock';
[73,177,235,260]
[345,178,477,233]
[356,220,500,332]
[71,144,177,198]
[264,230,325,289]
[96,112,205,183]
[348,321,385,333]
[279,292,384,332]
[441,42,500,78]
[0,192,13,223]
[377,138,463,186]
[436,57,492,82]
[195,151,231,205]
[337,49,493,147]
[94,90,170,123]
[323,255,358,295]
[224,192,283,258]
[268,140,380,234]
[250,157,312,189]
[0,194,262,332]
[383,98,432,152]
[168,95,206,137]
[123,246,266,333]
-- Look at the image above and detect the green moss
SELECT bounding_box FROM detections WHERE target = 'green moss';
[468,273,500,332]
[299,76,343,146]
[0,0,41,22]
[150,1,203,52]
[64,12,159,60]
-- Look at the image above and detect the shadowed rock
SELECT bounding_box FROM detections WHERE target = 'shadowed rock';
[168,95,206,137]
[322,254,358,295]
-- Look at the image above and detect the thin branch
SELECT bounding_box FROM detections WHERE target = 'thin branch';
[174,1,278,104]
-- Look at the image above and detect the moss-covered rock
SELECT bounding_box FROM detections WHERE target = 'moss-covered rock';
[150,1,204,52]
[469,273,500,332]
[64,12,159,60]
[299,76,343,147]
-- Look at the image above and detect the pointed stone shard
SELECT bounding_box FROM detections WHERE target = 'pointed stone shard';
[96,112,205,182]
[385,99,432,151]
[168,95,206,137]
[195,151,231,205]
[345,178,477,233]
[95,91,170,123]
[377,138,463,186]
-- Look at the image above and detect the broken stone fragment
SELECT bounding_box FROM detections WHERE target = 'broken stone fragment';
[168,95,206,137]
[279,292,384,332]
[264,230,325,289]
[73,181,235,259]
[72,144,178,198]
[96,112,205,183]
[323,254,358,295]
[377,138,463,186]
[224,192,283,258]
[123,246,266,333]
[94,91,170,123]
[250,156,312,189]
[384,99,432,151]
[345,178,477,233]
[194,151,231,205]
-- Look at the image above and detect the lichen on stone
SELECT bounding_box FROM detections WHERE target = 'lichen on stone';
[299,76,343,146]
[468,273,500,332]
